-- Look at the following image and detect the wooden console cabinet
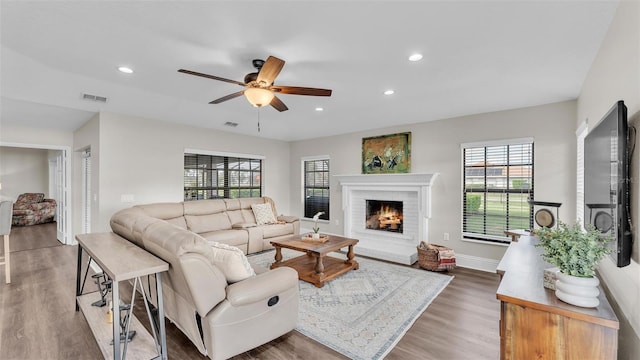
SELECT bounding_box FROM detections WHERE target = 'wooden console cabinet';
[496,236,619,359]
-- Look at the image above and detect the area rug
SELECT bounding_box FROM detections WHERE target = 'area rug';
[248,249,453,360]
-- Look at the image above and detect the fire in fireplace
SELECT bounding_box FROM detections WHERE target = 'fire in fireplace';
[366,200,403,233]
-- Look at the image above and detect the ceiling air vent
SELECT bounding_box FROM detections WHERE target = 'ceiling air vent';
[82,93,108,103]
[224,121,238,127]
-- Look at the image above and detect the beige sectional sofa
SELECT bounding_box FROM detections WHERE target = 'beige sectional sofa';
[110,197,300,360]
[112,196,300,254]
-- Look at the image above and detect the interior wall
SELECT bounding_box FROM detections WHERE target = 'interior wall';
[289,100,577,263]
[89,111,291,232]
[577,1,640,357]
[72,114,100,236]
[0,146,50,201]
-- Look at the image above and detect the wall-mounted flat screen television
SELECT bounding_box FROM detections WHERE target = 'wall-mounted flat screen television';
[584,100,632,267]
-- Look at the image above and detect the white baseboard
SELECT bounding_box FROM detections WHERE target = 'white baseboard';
[455,253,500,273]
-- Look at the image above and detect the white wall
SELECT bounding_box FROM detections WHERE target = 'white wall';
[577,1,640,357]
[289,100,577,263]
[0,146,50,201]
[72,114,100,235]
[0,125,74,148]
[84,112,291,232]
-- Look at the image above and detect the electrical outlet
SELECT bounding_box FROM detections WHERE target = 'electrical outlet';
[334,219,340,226]
[443,232,450,241]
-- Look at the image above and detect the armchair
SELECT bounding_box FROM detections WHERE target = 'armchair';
[12,193,56,226]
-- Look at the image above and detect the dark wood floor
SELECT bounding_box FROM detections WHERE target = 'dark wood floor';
[0,223,501,359]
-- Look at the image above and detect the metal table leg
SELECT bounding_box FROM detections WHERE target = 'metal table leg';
[112,281,121,360]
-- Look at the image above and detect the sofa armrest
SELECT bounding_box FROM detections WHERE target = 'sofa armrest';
[277,215,299,223]
[225,267,298,307]
[232,222,257,229]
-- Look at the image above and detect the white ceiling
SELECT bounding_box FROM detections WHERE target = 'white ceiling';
[0,1,619,141]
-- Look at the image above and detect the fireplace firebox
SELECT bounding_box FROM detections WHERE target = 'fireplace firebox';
[366,200,403,233]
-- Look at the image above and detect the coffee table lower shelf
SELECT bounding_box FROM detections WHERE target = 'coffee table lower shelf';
[271,253,358,288]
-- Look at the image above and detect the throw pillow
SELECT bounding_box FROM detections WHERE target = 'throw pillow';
[251,203,276,225]
[209,242,256,283]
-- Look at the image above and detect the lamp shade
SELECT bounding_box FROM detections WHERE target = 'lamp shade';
[244,88,274,107]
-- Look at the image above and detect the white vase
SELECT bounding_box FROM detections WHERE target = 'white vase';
[311,233,320,239]
[554,272,600,308]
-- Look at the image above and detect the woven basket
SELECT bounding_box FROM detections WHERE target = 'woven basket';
[417,242,455,272]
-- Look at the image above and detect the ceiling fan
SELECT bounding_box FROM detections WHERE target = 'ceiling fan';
[178,56,332,112]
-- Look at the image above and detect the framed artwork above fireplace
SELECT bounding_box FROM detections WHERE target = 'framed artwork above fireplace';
[362,132,411,174]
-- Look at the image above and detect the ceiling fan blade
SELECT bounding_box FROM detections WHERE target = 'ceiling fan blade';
[256,56,285,86]
[209,91,245,104]
[178,69,245,86]
[270,96,289,112]
[270,86,332,97]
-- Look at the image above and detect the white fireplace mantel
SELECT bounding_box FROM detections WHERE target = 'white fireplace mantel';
[335,173,438,264]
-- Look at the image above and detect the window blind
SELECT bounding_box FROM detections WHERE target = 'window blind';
[184,153,262,200]
[303,159,330,220]
[462,140,534,243]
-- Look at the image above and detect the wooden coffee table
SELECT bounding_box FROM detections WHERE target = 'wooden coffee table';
[270,234,359,288]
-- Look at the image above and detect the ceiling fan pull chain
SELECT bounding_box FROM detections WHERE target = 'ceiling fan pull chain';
[257,108,261,133]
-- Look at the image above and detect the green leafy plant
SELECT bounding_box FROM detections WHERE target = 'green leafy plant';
[535,222,611,277]
[465,194,481,214]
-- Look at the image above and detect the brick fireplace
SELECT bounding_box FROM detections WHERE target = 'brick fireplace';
[335,173,438,264]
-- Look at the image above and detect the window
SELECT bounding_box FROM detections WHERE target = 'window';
[184,153,262,200]
[462,139,534,243]
[303,158,329,220]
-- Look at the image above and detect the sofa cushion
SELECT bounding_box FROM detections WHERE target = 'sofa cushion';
[226,210,245,225]
[165,216,188,229]
[241,209,257,223]
[261,223,294,239]
[186,213,232,233]
[209,241,256,283]
[223,198,241,211]
[15,193,45,206]
[136,202,184,220]
[200,229,249,251]
[184,199,226,215]
[251,203,276,225]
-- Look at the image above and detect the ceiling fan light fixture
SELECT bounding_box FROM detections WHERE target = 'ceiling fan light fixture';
[118,66,134,74]
[408,53,423,62]
[244,87,274,107]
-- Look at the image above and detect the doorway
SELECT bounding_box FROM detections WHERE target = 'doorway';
[0,142,72,245]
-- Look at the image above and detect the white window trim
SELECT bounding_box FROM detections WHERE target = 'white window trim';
[576,121,588,229]
[184,148,265,160]
[461,137,534,149]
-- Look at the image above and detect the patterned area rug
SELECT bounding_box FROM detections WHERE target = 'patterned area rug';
[248,249,453,360]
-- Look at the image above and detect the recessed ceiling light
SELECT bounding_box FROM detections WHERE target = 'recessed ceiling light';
[315,107,324,112]
[408,53,423,62]
[384,90,395,95]
[118,66,134,74]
